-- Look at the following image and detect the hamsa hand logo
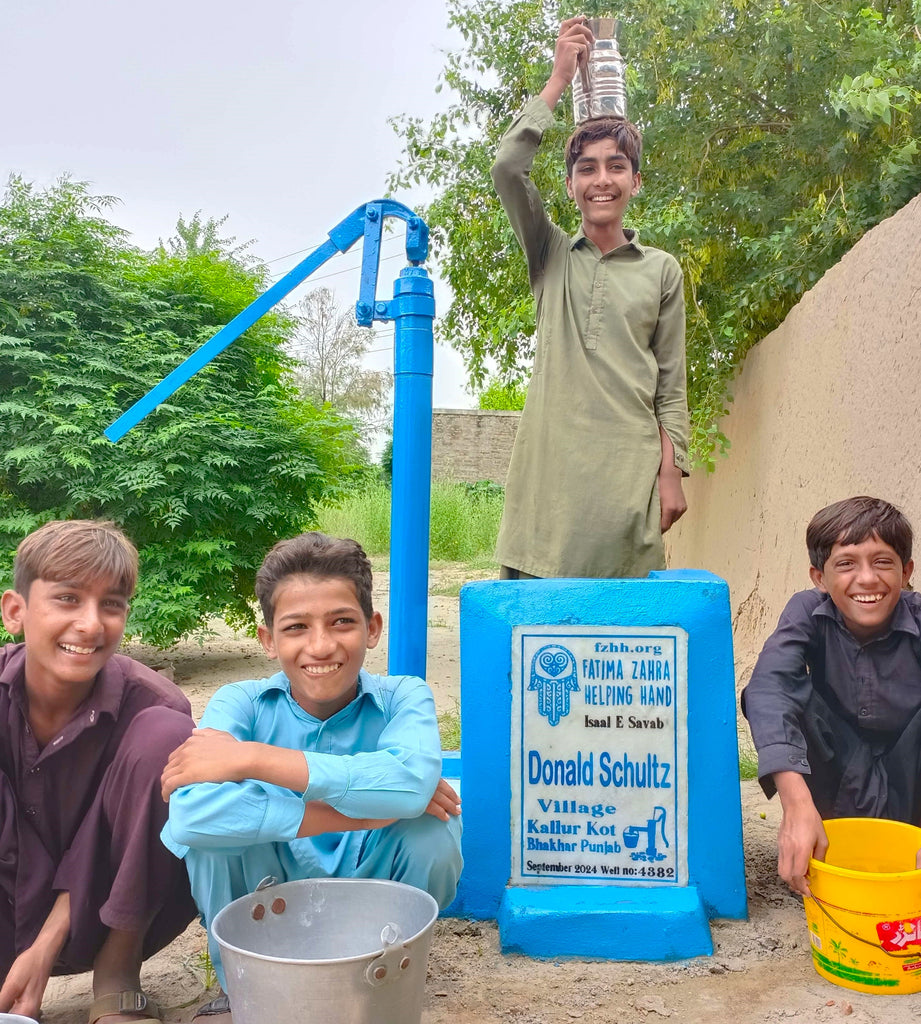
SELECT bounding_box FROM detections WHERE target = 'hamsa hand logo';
[529,644,579,726]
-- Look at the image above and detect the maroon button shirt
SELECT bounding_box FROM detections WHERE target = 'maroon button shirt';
[0,643,192,956]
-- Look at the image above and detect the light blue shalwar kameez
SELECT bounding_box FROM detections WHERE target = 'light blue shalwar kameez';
[162,669,462,988]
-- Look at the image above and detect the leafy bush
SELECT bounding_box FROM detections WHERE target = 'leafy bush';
[478,378,527,411]
[379,436,394,483]
[0,177,366,646]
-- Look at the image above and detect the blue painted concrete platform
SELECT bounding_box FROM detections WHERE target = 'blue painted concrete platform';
[498,885,713,959]
[449,571,747,960]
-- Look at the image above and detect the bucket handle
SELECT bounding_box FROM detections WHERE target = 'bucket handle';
[807,895,921,961]
[364,923,413,988]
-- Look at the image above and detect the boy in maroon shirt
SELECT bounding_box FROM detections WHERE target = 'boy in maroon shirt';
[0,520,196,1024]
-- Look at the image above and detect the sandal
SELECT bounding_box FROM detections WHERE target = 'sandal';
[192,993,231,1018]
[88,990,161,1024]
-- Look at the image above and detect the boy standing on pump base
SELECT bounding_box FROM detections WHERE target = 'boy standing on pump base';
[162,532,462,1019]
[492,16,689,580]
[743,496,921,895]
[0,520,196,1024]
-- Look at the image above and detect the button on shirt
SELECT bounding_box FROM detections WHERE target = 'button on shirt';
[490,96,689,579]
[742,589,921,780]
[163,669,442,878]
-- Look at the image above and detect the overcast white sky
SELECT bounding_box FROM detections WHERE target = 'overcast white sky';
[4,0,473,408]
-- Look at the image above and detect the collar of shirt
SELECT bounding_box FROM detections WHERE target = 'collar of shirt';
[811,589,921,642]
[0,643,28,720]
[0,642,127,720]
[570,226,645,255]
[256,667,385,722]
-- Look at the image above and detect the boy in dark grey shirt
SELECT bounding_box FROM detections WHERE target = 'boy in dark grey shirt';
[742,496,921,894]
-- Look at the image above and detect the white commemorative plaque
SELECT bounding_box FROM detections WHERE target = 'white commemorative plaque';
[511,625,688,886]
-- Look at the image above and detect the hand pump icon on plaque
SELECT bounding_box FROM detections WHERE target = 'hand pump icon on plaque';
[623,806,669,863]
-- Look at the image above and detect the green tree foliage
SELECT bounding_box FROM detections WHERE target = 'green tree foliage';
[0,177,365,646]
[390,0,921,464]
[160,209,256,263]
[478,377,528,410]
[379,436,394,483]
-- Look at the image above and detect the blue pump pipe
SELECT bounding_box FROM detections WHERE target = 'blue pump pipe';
[104,201,434,680]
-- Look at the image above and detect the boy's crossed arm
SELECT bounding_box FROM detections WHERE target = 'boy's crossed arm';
[161,728,459,839]
[162,727,308,795]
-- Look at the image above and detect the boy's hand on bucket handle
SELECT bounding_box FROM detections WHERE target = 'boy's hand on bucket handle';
[425,778,461,822]
[774,771,828,896]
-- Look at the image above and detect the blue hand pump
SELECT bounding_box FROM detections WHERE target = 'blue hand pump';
[104,200,435,680]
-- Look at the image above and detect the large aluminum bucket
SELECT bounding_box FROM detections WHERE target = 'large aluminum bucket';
[211,877,439,1024]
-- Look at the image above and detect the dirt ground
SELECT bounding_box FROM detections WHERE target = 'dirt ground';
[41,568,921,1024]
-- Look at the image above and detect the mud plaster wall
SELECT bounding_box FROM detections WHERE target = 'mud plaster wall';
[666,192,921,691]
[432,409,521,484]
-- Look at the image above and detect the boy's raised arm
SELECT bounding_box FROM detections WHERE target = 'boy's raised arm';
[491,19,591,278]
[539,17,593,111]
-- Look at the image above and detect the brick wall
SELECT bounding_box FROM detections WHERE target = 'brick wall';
[431,409,521,484]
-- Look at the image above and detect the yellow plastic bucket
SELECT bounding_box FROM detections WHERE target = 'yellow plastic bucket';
[804,818,921,994]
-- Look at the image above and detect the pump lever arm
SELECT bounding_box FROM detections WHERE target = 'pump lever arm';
[103,199,427,442]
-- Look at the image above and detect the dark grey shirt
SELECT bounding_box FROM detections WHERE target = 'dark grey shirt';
[742,589,921,781]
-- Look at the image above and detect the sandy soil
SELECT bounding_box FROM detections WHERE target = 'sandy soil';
[40,568,921,1024]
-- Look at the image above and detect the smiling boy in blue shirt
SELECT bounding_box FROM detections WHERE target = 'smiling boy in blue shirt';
[161,532,462,1015]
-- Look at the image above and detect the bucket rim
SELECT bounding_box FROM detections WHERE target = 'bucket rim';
[809,816,921,883]
[211,877,439,968]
